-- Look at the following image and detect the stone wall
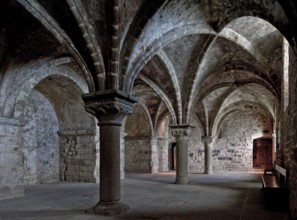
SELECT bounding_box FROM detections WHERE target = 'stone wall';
[157,117,170,172]
[151,138,159,173]
[124,104,153,173]
[158,138,169,172]
[281,46,297,218]
[188,125,204,173]
[23,90,59,185]
[32,75,98,183]
[213,111,272,171]
[0,62,94,200]
[166,112,272,173]
[0,117,24,200]
[59,130,97,182]
[125,110,272,174]
[124,138,152,173]
[21,81,98,185]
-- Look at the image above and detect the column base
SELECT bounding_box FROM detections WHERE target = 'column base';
[204,170,213,175]
[175,176,189,184]
[85,201,130,216]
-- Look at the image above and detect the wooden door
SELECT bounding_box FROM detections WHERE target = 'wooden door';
[253,138,273,169]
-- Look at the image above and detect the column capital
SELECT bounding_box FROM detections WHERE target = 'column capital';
[169,124,195,140]
[82,89,137,126]
[201,136,216,145]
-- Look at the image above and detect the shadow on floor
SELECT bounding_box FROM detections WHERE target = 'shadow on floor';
[0,172,290,220]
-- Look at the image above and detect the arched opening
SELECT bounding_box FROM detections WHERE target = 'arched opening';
[21,75,98,185]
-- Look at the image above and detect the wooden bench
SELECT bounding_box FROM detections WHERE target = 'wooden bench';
[261,164,289,209]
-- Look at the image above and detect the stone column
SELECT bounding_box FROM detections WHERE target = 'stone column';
[202,136,215,174]
[170,124,194,184]
[82,90,137,216]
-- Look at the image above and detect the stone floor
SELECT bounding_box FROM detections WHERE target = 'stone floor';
[0,172,290,220]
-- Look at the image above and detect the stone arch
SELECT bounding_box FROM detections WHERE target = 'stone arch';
[212,1,290,45]
[186,16,284,124]
[123,0,290,93]
[8,58,99,185]
[138,74,177,124]
[213,101,274,138]
[193,112,206,138]
[156,51,182,124]
[156,113,171,139]
[124,26,215,93]
[12,65,88,119]
[15,0,96,91]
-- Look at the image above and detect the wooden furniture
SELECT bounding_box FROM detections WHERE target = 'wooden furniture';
[261,164,289,209]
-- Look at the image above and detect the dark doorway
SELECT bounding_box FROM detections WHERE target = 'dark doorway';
[168,143,176,170]
[253,137,273,169]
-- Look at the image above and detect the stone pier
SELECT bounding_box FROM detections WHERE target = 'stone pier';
[82,90,137,216]
[170,124,194,184]
[202,136,215,174]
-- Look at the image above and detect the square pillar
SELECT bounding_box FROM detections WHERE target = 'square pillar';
[0,117,24,200]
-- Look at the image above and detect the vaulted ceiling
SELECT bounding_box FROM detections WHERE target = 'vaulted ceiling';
[0,0,296,135]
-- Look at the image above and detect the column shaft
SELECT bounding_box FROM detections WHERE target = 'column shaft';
[100,124,121,202]
[176,138,189,184]
[170,124,194,184]
[202,136,215,175]
[83,90,137,216]
[204,142,213,174]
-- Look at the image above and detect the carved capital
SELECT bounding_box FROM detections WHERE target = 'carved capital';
[82,89,137,126]
[202,136,216,145]
[170,124,195,140]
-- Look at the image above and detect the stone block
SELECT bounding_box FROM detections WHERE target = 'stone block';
[76,159,85,166]
[74,165,80,171]
[75,144,82,149]
[66,166,73,171]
